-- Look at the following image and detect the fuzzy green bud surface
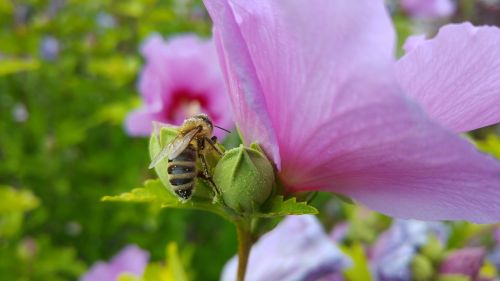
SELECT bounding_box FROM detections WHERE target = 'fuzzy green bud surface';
[214,145,274,214]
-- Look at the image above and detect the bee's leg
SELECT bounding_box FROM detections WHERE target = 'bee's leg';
[196,138,221,196]
[198,153,222,196]
[197,172,217,194]
[205,137,224,156]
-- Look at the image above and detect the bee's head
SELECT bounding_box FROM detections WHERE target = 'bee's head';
[192,113,213,129]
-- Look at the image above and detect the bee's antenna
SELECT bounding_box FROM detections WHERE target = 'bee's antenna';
[214,125,231,133]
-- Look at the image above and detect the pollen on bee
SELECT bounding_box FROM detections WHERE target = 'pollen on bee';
[175,189,192,199]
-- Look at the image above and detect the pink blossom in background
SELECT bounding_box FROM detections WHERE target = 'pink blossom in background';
[80,245,149,281]
[125,33,232,137]
[439,248,486,280]
[400,0,456,19]
[221,215,350,281]
[203,0,500,222]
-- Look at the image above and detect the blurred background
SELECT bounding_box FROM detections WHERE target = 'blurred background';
[1,0,500,281]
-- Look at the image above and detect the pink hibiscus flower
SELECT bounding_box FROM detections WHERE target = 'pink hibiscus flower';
[439,247,487,281]
[202,0,500,222]
[125,33,232,137]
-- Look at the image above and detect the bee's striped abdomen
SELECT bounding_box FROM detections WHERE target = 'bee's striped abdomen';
[167,145,197,200]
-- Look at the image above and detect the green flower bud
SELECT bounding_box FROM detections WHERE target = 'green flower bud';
[411,254,434,281]
[213,145,274,214]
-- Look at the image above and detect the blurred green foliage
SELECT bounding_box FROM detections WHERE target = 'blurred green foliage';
[1,0,500,281]
[0,0,235,280]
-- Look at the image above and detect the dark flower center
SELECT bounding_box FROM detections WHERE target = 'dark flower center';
[166,89,209,122]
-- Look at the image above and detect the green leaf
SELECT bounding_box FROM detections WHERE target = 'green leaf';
[341,242,372,281]
[393,13,413,57]
[0,186,40,214]
[166,243,189,281]
[86,56,139,86]
[436,275,470,281]
[330,192,354,205]
[476,134,500,159]
[118,274,141,281]
[138,242,191,281]
[102,179,232,221]
[447,222,486,249]
[256,196,318,218]
[0,59,40,75]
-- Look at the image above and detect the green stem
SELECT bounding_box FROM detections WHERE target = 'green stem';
[236,222,253,281]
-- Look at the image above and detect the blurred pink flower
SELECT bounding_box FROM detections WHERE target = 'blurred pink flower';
[80,245,149,281]
[400,0,456,19]
[203,0,500,222]
[221,215,350,281]
[125,33,232,137]
[439,247,486,280]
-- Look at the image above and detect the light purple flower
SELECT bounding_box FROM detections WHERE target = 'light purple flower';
[488,228,500,271]
[96,12,116,29]
[495,228,500,245]
[371,220,448,281]
[125,33,232,137]
[439,247,486,280]
[46,0,65,19]
[40,36,60,61]
[80,245,149,281]
[203,0,500,222]
[221,215,350,281]
[330,222,348,242]
[12,103,29,123]
[400,0,456,19]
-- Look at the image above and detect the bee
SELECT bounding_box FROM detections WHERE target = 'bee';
[149,114,227,200]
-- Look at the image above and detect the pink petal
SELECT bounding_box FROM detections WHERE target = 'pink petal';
[396,23,500,132]
[330,123,500,223]
[302,102,500,222]
[204,0,396,169]
[128,33,232,136]
[79,245,149,281]
[139,34,222,99]
[109,245,149,277]
[402,34,427,53]
[124,108,158,136]
[439,247,486,278]
[204,0,500,222]
[80,262,113,281]
[207,2,281,167]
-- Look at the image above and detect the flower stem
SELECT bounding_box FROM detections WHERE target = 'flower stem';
[236,221,253,281]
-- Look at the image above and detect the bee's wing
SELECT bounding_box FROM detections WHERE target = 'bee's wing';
[167,127,200,159]
[152,121,172,144]
[148,122,175,169]
[148,127,200,169]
